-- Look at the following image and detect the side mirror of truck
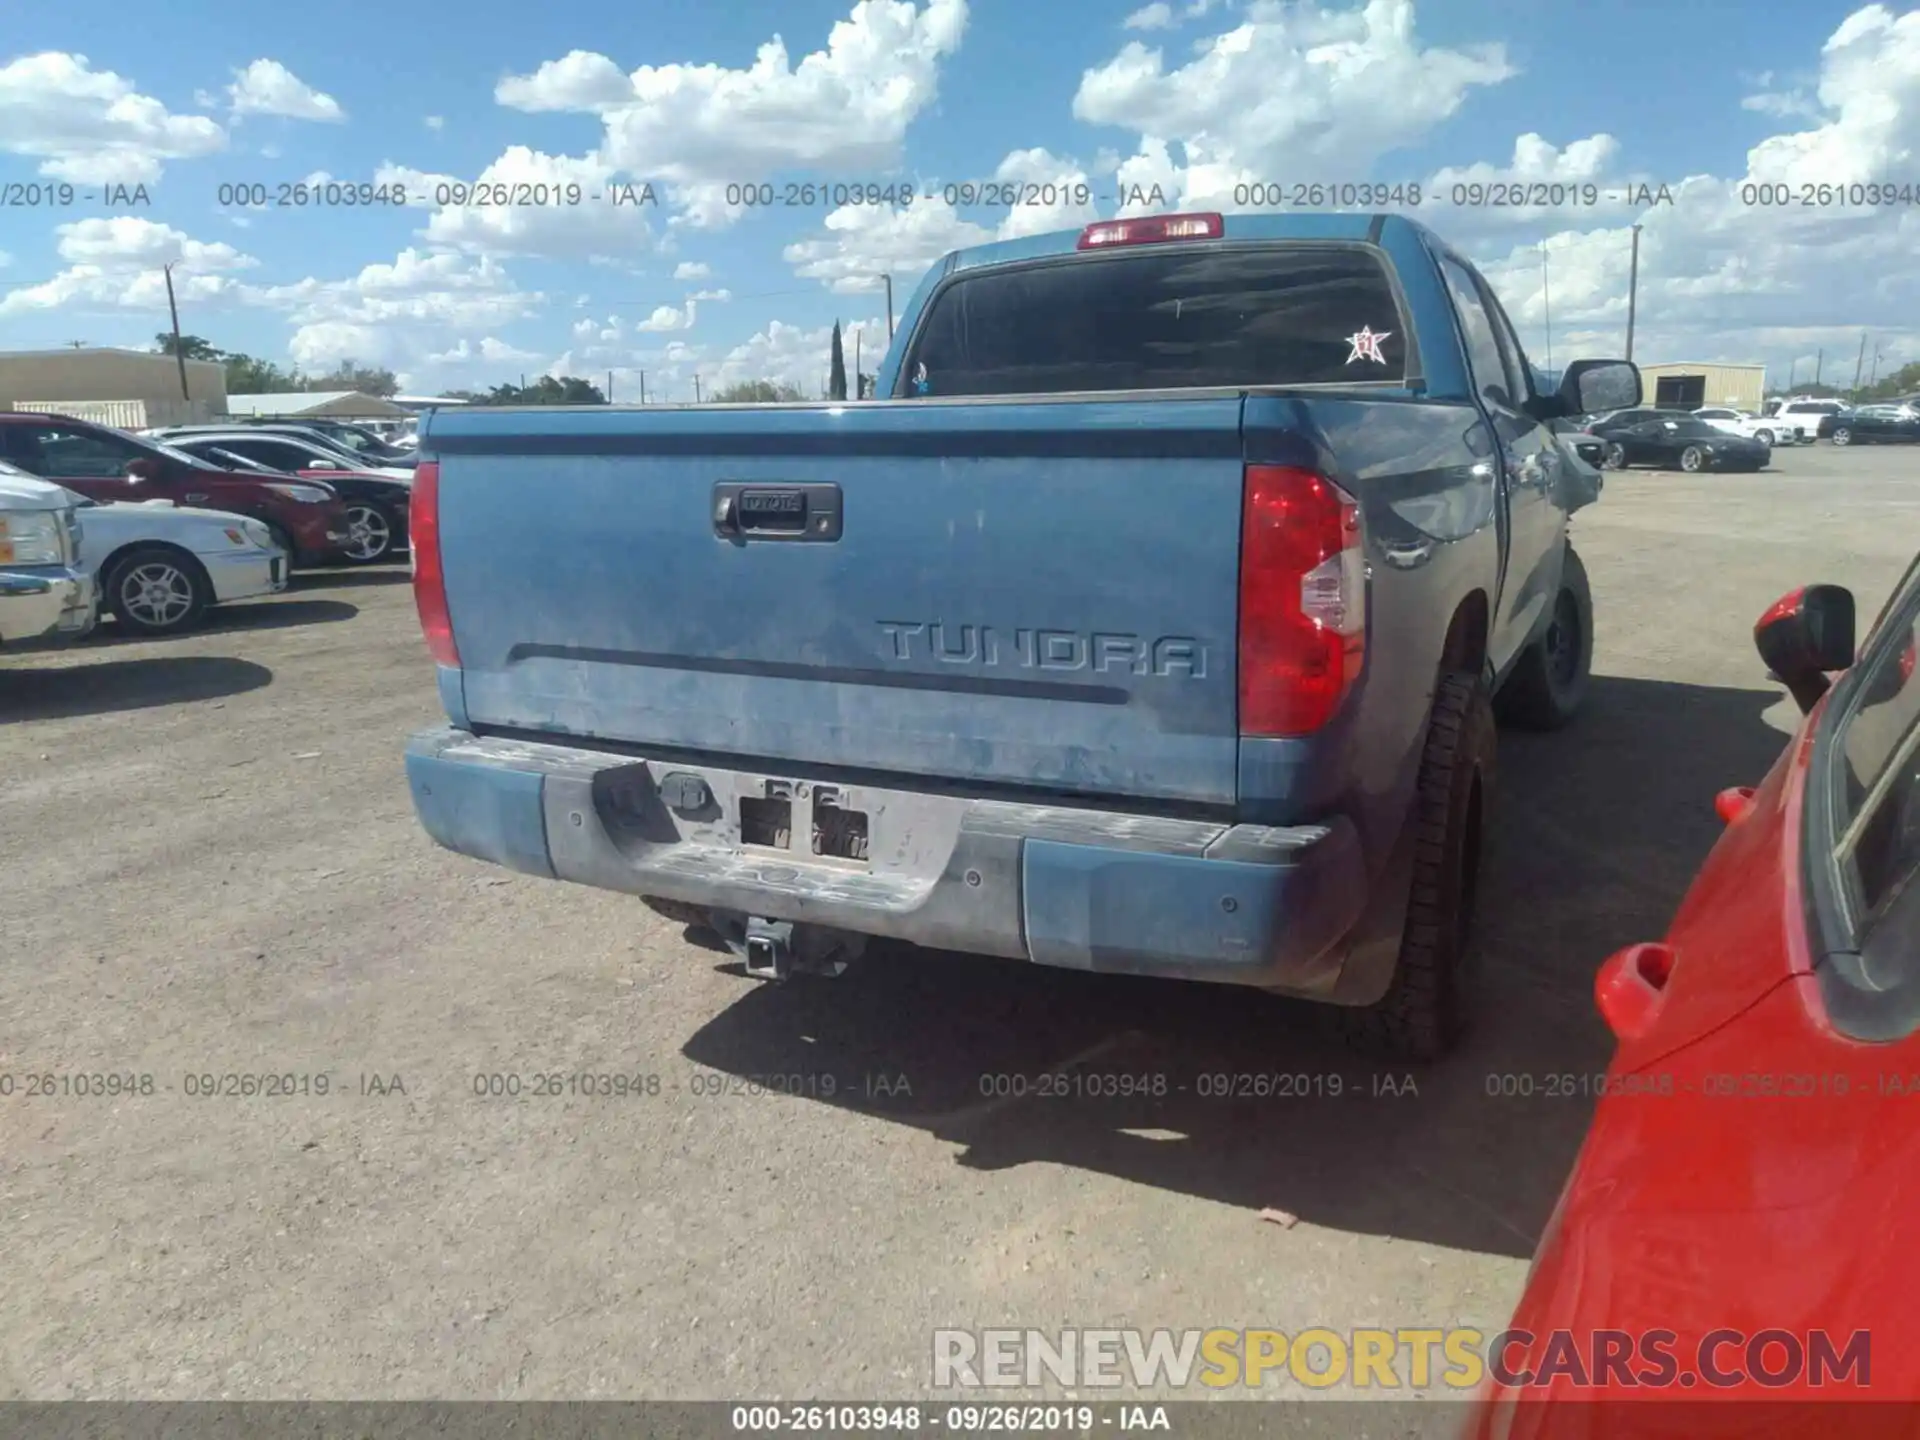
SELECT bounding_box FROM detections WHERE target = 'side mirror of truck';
[1755,584,1855,714]
[1554,360,1641,419]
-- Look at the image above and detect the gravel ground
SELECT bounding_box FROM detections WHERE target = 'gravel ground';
[1,441,1912,1402]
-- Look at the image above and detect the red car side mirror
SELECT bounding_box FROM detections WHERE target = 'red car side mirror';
[1754,584,1854,714]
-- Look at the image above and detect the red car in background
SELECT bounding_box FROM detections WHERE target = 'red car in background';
[0,413,353,568]
[1469,567,1920,1437]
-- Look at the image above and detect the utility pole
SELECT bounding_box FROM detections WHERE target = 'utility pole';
[1787,358,1798,390]
[1624,225,1642,363]
[882,274,894,340]
[1815,349,1823,387]
[855,330,862,398]
[639,371,646,404]
[1854,333,1868,394]
[607,369,614,403]
[162,262,190,401]
[1870,345,1883,387]
[1540,241,1552,374]
[694,374,702,403]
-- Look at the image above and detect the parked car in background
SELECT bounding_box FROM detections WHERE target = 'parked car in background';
[0,460,288,636]
[147,425,414,481]
[0,414,353,568]
[225,418,419,469]
[1830,405,1920,446]
[1771,397,1849,442]
[159,435,412,564]
[1692,406,1793,445]
[1598,415,1771,472]
[1469,571,1920,1430]
[0,469,96,647]
[1548,417,1607,472]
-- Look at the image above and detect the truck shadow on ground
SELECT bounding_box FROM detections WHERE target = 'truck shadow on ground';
[0,656,272,720]
[680,673,1791,1259]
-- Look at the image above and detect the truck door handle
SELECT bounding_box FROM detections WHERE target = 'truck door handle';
[184,493,209,503]
[712,482,843,543]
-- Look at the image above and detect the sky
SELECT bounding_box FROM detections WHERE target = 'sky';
[1,0,1917,400]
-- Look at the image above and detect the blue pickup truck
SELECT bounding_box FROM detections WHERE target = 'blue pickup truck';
[404,210,1639,1060]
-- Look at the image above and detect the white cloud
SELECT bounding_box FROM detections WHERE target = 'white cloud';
[0,218,257,317]
[688,287,732,301]
[496,0,968,228]
[241,247,547,370]
[425,336,543,364]
[226,59,344,121]
[992,147,1102,238]
[785,195,990,292]
[1075,0,1513,210]
[673,260,712,279]
[0,51,226,183]
[425,115,446,131]
[713,316,890,394]
[371,148,658,262]
[784,146,1096,287]
[1466,6,1920,378]
[1124,3,1175,28]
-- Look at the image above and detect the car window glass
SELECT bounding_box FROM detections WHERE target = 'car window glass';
[1476,275,1533,404]
[1838,610,1920,830]
[1437,256,1512,408]
[20,425,142,477]
[903,245,1410,394]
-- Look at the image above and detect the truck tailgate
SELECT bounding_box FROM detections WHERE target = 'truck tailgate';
[432,399,1247,806]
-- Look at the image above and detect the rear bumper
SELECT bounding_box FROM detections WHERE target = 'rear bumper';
[405,727,1370,991]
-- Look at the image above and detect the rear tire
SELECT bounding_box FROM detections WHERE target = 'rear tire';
[1831,426,1853,446]
[1602,442,1629,470]
[1340,672,1493,1063]
[1494,544,1593,731]
[1679,445,1706,472]
[1754,429,1775,446]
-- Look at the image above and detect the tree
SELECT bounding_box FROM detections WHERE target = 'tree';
[306,360,399,398]
[711,380,806,403]
[475,375,607,406]
[154,332,223,362]
[828,321,848,402]
[225,354,304,394]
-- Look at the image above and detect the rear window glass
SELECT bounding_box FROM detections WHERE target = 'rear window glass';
[900,246,1408,397]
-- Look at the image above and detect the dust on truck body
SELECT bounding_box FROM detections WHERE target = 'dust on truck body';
[403,209,1638,1060]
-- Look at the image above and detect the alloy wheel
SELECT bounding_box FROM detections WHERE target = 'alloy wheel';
[344,505,393,561]
[120,561,195,629]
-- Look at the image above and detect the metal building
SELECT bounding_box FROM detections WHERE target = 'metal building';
[1634,362,1767,414]
[226,390,413,420]
[0,347,228,427]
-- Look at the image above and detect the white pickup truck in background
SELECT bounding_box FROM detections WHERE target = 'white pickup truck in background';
[0,469,96,648]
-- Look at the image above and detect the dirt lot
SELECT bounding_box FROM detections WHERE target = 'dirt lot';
[2,441,1914,1401]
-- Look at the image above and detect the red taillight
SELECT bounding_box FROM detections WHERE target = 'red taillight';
[410,459,460,667]
[1238,465,1365,736]
[1076,212,1224,249]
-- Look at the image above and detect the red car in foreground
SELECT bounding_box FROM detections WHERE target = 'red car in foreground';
[1469,568,1920,1438]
